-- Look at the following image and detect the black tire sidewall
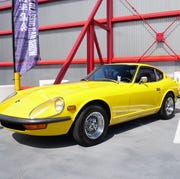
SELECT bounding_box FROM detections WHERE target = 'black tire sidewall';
[73,105,109,146]
[160,93,175,120]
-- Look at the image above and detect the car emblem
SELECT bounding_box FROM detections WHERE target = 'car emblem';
[15,99,20,103]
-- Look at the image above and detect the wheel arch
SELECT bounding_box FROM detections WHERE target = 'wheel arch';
[68,100,111,133]
[159,90,176,119]
[161,90,175,105]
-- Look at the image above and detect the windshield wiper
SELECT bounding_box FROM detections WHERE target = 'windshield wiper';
[97,78,119,84]
[81,78,88,81]
[81,78,119,84]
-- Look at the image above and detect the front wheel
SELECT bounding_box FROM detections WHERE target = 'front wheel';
[159,93,175,120]
[73,105,109,146]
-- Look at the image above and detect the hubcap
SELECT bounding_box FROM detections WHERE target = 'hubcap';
[84,112,105,140]
[165,97,174,116]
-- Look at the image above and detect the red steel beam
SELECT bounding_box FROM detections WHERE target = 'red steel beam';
[0,21,86,36]
[0,0,54,11]
[113,55,180,62]
[1,55,180,67]
[94,31,104,65]
[112,10,180,23]
[107,0,113,64]
[123,0,180,62]
[0,61,13,67]
[1,10,180,36]
[0,2,180,68]
[87,24,95,74]
[54,0,103,84]
[1,0,180,17]
[0,59,99,67]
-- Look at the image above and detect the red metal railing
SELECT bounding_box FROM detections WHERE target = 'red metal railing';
[54,0,105,83]
[1,10,180,36]
[124,0,180,62]
[0,0,180,83]
[0,0,53,11]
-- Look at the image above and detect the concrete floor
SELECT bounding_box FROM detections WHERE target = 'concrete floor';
[1,100,180,179]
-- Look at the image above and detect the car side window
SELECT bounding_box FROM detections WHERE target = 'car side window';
[135,67,157,83]
[155,69,163,81]
[120,66,137,82]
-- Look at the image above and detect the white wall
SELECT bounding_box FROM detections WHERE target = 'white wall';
[0,85,15,103]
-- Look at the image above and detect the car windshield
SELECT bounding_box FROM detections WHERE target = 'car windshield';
[85,64,138,83]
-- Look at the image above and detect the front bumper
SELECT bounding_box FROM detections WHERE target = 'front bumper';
[0,114,71,124]
[0,114,71,131]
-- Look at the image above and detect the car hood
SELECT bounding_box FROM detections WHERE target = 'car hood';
[0,81,125,118]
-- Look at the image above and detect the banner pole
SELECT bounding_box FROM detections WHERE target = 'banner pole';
[12,0,20,91]
[14,72,20,91]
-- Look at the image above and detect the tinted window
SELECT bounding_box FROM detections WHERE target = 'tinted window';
[86,65,137,82]
[135,67,156,83]
[155,69,163,81]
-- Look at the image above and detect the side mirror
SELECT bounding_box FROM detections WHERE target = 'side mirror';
[139,76,148,84]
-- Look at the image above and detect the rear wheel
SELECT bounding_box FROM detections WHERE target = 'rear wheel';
[159,93,175,120]
[73,105,109,146]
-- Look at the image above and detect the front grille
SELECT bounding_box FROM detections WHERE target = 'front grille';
[1,122,25,131]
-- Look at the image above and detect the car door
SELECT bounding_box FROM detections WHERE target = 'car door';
[128,66,163,118]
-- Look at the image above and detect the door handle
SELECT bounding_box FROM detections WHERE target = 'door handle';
[156,88,161,91]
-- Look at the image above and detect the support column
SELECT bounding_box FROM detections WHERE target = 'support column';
[87,24,95,74]
[107,0,113,64]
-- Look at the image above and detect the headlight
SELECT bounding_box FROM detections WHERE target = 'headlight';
[29,97,64,119]
[55,98,64,112]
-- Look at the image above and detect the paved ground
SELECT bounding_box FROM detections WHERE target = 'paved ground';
[1,100,180,179]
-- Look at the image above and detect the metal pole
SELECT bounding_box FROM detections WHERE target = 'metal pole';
[12,0,20,91]
[12,0,16,72]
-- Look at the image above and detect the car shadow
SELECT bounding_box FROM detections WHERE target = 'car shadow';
[107,105,180,140]
[12,114,159,148]
[175,107,180,113]
[12,133,77,148]
[12,110,178,148]
[104,114,160,142]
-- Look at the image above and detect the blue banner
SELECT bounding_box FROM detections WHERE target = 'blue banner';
[13,0,40,75]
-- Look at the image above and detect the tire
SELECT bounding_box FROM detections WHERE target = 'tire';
[73,105,109,146]
[159,93,175,120]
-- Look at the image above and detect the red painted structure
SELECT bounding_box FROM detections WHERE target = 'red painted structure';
[0,0,180,83]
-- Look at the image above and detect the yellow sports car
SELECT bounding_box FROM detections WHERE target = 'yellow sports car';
[0,63,178,146]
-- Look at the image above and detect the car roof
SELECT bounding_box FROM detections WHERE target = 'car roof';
[104,63,154,68]
[103,63,164,73]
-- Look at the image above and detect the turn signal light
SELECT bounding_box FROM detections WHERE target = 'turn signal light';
[23,124,47,130]
[67,105,76,111]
